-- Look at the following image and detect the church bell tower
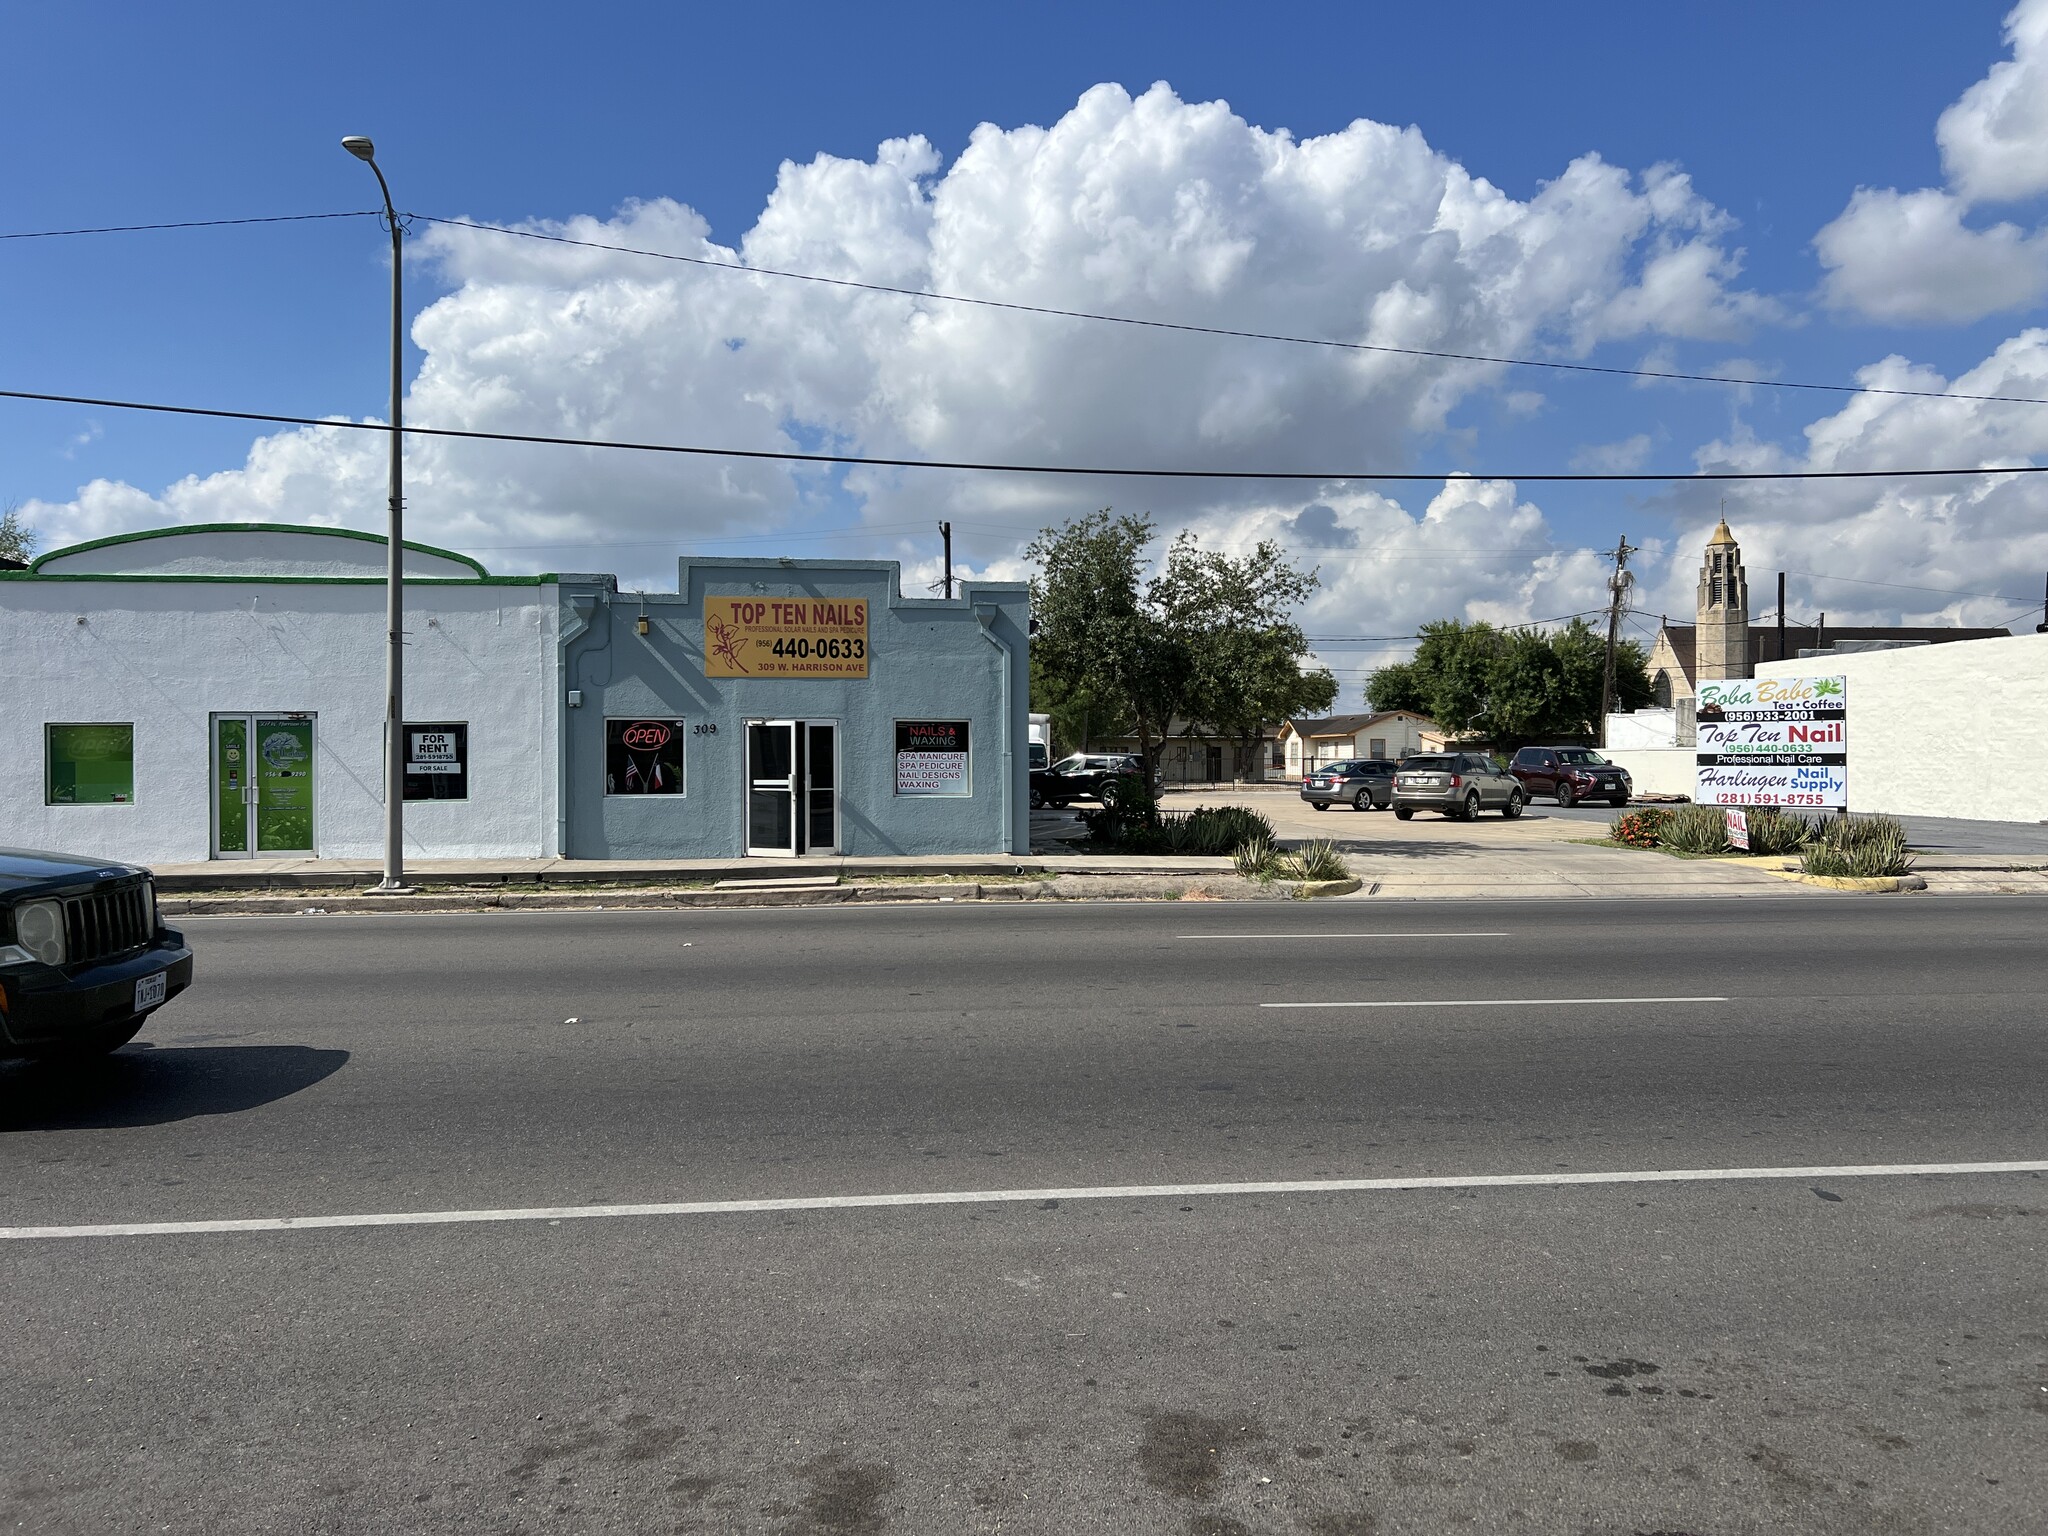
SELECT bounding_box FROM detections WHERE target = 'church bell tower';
[1695,519,1750,681]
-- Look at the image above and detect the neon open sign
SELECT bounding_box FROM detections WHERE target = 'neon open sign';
[620,722,672,750]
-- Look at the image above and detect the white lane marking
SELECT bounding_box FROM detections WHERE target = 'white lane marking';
[5,1160,2042,1242]
[1260,995,1729,1009]
[1179,932,1509,940]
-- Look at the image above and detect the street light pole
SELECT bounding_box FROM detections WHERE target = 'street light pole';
[342,135,410,892]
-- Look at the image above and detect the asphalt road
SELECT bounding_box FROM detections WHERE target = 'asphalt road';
[4,896,2045,1534]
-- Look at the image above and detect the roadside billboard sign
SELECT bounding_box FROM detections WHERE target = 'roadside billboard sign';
[703,597,869,678]
[1694,676,1847,808]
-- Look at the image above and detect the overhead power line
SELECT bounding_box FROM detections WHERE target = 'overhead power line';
[5,385,2048,485]
[16,204,2048,410]
[415,213,2048,410]
[1784,569,2034,604]
[0,211,382,241]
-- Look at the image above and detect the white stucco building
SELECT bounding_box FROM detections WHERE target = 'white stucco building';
[3,522,1032,866]
[2,525,562,864]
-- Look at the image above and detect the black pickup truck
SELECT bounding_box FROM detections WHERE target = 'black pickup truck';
[0,849,192,1060]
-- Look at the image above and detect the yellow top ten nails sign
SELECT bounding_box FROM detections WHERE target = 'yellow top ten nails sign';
[702,597,870,678]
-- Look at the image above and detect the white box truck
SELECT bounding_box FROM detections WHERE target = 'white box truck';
[1027,713,1052,771]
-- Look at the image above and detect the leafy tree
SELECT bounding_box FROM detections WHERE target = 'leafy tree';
[1151,533,1336,764]
[0,503,37,565]
[1364,616,1651,746]
[1027,510,1176,759]
[1027,511,1334,769]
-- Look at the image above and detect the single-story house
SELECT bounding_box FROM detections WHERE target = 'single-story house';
[1278,711,1439,774]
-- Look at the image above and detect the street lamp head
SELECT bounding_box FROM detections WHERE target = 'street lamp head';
[341,136,377,162]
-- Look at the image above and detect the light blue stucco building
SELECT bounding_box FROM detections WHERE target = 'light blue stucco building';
[558,557,1030,859]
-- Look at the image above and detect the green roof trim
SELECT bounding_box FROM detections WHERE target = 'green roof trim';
[27,521,492,578]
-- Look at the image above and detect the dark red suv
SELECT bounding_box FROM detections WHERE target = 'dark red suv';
[1507,746,1633,807]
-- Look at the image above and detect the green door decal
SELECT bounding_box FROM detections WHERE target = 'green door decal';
[254,719,315,852]
[215,717,249,854]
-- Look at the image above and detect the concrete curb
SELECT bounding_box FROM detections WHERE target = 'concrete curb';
[1757,868,1929,892]
[158,872,1364,917]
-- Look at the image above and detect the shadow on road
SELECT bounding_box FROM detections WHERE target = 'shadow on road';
[0,1044,349,1132]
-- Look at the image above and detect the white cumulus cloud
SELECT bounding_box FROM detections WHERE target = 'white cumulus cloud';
[1638,330,2048,631]
[1818,0,2048,324]
[21,82,1771,598]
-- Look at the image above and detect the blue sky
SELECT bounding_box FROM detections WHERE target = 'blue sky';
[7,1,2047,681]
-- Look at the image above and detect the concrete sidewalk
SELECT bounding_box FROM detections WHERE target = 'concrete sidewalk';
[146,852,1232,892]
[142,791,2048,905]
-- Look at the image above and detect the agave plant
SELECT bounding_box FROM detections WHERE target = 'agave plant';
[1277,840,1349,883]
[1801,814,1914,877]
[1657,804,1730,855]
[1232,833,1279,879]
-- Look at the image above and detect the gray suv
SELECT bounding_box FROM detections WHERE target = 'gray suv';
[1392,752,1525,821]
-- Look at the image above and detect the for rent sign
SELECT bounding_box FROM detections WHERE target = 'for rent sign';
[1694,676,1847,808]
[703,597,869,678]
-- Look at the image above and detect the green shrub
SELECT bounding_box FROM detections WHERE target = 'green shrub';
[1740,805,1814,856]
[1276,839,1349,882]
[1232,833,1278,879]
[1800,814,1915,877]
[1609,807,1673,848]
[1077,773,1156,845]
[1657,804,1731,855]
[1091,802,1275,855]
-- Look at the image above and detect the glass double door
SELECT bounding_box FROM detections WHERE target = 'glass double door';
[745,720,837,857]
[213,714,316,856]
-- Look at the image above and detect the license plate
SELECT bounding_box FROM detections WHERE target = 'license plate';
[135,971,167,1010]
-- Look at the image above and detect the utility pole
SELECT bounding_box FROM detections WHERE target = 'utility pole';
[2037,570,2047,633]
[1776,572,1787,663]
[939,521,953,600]
[342,135,411,894]
[1597,534,1637,747]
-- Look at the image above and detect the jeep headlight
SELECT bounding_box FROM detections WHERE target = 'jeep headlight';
[14,900,67,967]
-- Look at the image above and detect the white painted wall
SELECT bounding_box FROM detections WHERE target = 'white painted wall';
[1605,708,1682,750]
[1,580,559,864]
[1759,632,2048,822]
[1600,748,1697,797]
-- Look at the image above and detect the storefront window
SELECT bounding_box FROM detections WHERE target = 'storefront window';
[606,719,686,794]
[403,722,469,801]
[895,720,970,796]
[46,723,135,804]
